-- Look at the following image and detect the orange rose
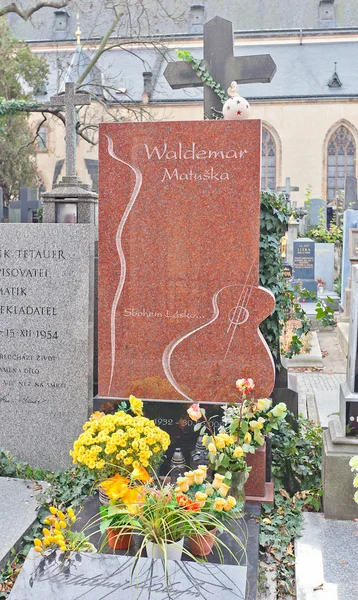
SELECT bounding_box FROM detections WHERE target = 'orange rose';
[235,378,255,394]
[185,502,201,512]
[131,466,152,483]
[187,404,202,422]
[176,494,190,507]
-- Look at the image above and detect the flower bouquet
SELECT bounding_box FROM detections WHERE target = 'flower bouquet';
[70,396,171,485]
[175,465,240,555]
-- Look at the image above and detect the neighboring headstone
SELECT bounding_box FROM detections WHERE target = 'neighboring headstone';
[0,224,95,470]
[295,513,358,600]
[305,198,327,229]
[314,242,335,292]
[276,176,299,207]
[344,176,358,210]
[340,209,358,310]
[322,264,358,519]
[341,228,358,321]
[283,264,293,280]
[9,187,41,223]
[98,120,275,406]
[292,239,318,294]
[164,15,276,119]
[286,217,299,266]
[0,478,49,568]
[9,550,247,600]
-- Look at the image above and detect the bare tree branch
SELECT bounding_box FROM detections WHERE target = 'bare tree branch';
[0,1,69,20]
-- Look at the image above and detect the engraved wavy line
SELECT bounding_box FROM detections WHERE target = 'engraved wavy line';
[105,134,143,396]
[162,284,246,402]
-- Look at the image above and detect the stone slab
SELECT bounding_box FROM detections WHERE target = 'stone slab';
[322,417,358,520]
[295,512,358,600]
[0,478,49,568]
[98,120,275,404]
[0,224,95,471]
[281,331,322,369]
[337,322,349,358]
[340,209,358,309]
[10,548,248,600]
[314,243,334,292]
[313,389,339,428]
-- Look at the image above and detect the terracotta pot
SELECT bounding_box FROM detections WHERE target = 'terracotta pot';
[107,528,133,550]
[146,537,184,560]
[187,528,217,557]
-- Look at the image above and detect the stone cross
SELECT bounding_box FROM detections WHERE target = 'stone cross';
[9,187,41,223]
[277,177,299,206]
[0,188,3,223]
[50,82,91,178]
[164,16,276,118]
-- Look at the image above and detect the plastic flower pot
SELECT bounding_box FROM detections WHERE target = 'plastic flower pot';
[107,528,133,550]
[146,537,184,560]
[187,528,217,556]
[99,487,110,506]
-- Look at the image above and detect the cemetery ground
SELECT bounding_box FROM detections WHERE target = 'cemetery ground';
[1,326,356,600]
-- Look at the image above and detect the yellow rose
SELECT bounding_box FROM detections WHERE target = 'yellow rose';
[176,477,189,492]
[244,432,252,444]
[205,484,215,497]
[224,496,237,511]
[218,483,230,498]
[233,446,244,458]
[257,398,272,412]
[213,498,226,512]
[202,435,208,446]
[184,471,195,486]
[208,443,217,454]
[129,395,143,416]
[194,469,204,485]
[214,435,226,450]
[195,492,207,507]
[212,474,225,489]
[197,465,208,478]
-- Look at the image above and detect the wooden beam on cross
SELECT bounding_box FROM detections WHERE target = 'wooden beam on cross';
[164,16,276,119]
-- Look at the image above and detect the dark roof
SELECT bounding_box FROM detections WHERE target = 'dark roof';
[6,1,358,42]
[36,39,358,104]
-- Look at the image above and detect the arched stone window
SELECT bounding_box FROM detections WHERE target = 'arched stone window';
[327,125,356,202]
[261,127,276,190]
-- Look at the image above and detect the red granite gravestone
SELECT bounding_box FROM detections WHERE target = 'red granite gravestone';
[98,120,275,405]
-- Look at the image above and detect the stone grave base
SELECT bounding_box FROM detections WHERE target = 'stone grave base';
[72,494,260,600]
[281,331,322,369]
[295,512,358,600]
[322,416,358,520]
[0,478,49,568]
[313,390,339,428]
[9,549,248,600]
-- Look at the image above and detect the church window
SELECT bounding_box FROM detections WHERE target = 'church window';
[261,127,276,190]
[327,125,356,203]
[37,126,48,151]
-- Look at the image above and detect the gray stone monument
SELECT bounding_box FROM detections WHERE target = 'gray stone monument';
[323,264,358,520]
[164,15,276,118]
[340,209,358,310]
[305,198,327,229]
[292,238,318,294]
[344,176,358,210]
[9,187,41,223]
[42,82,97,224]
[341,228,358,321]
[0,224,95,470]
[286,216,299,267]
[315,243,335,292]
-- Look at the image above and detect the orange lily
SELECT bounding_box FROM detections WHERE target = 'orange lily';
[131,465,152,483]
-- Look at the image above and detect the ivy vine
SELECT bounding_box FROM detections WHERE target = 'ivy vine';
[0,99,41,116]
[175,50,228,105]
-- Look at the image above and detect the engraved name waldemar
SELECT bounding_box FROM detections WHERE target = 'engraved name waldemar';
[143,142,248,183]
